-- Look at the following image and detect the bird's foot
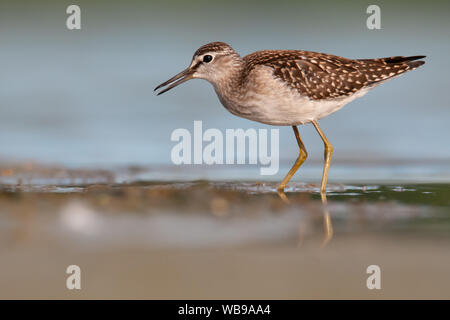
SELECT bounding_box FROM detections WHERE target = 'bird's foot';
[276,185,290,204]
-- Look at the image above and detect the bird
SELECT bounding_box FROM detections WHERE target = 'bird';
[154,42,425,194]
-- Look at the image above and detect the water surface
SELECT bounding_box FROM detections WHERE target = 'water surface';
[0,164,449,299]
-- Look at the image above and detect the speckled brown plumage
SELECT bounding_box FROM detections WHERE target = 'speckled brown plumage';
[243,50,425,100]
[156,41,426,123]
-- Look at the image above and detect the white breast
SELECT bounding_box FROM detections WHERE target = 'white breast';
[214,66,369,126]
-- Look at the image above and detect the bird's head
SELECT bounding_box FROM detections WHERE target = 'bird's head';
[154,42,241,95]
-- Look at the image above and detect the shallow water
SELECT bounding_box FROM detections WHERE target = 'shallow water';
[0,163,449,299]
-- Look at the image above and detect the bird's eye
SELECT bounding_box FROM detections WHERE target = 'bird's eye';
[203,55,213,63]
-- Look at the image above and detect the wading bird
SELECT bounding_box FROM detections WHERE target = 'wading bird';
[155,42,425,194]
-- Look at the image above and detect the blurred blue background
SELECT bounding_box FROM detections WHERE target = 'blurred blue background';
[0,0,448,170]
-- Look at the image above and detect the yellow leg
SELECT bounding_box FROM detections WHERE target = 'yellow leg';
[277,126,308,192]
[311,120,333,194]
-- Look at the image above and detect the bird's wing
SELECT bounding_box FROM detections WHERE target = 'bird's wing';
[243,50,425,100]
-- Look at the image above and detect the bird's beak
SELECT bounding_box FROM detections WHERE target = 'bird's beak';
[154,67,195,95]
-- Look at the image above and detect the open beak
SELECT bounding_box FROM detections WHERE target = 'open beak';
[154,67,194,95]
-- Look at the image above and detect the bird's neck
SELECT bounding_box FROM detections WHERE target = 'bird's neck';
[210,57,245,101]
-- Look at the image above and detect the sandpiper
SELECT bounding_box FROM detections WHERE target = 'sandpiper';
[155,42,425,194]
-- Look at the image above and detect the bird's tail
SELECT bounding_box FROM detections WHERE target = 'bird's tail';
[359,55,426,68]
[356,55,426,86]
[379,55,426,69]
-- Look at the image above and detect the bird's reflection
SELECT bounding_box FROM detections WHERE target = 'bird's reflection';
[320,192,333,246]
[277,189,333,246]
